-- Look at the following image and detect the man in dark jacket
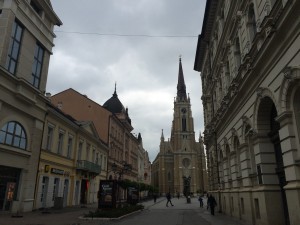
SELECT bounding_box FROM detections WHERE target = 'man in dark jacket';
[207,194,217,215]
[166,192,174,207]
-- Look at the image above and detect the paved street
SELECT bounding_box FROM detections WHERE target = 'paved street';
[0,196,249,225]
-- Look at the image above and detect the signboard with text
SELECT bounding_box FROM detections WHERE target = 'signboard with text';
[98,180,117,208]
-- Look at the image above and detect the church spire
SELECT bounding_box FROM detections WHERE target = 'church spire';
[113,82,117,97]
[177,56,187,101]
[161,129,165,142]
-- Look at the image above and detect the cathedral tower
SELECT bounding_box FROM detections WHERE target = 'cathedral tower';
[152,58,206,195]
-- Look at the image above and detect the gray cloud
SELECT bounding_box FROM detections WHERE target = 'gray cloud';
[48,0,206,161]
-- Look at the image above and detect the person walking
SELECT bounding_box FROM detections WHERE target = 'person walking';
[198,195,203,208]
[207,194,217,215]
[166,192,174,207]
[153,193,157,203]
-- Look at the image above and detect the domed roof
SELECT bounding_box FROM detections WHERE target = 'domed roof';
[103,85,125,114]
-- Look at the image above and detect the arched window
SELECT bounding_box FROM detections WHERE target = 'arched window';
[233,136,241,178]
[248,4,257,42]
[0,121,27,150]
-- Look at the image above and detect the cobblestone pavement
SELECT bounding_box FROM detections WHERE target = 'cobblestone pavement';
[0,196,250,225]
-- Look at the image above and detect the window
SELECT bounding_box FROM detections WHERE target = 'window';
[248,4,257,42]
[241,198,245,214]
[0,121,27,150]
[52,178,60,201]
[254,198,261,219]
[31,43,44,88]
[86,143,91,161]
[78,141,83,160]
[46,125,54,151]
[57,131,64,155]
[182,116,186,131]
[30,0,42,15]
[67,136,73,158]
[6,21,23,74]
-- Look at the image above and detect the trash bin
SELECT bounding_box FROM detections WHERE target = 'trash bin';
[54,197,63,209]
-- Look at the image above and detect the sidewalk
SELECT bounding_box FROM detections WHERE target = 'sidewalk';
[0,197,250,225]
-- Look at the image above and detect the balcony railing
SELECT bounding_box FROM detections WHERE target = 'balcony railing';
[77,160,101,174]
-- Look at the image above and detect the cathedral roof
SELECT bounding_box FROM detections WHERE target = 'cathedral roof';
[177,57,187,100]
[103,84,126,114]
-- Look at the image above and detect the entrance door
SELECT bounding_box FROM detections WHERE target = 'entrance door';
[0,166,20,211]
[80,180,87,204]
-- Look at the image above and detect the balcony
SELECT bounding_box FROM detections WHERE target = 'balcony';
[76,160,101,174]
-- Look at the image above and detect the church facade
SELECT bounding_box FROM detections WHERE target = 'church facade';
[152,59,206,196]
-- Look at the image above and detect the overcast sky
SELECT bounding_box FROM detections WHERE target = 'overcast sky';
[47,0,206,162]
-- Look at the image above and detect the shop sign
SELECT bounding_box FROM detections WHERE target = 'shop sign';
[98,180,117,208]
[51,168,64,175]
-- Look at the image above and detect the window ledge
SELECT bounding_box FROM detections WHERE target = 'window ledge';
[0,144,32,157]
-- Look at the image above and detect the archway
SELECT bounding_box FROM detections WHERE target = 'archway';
[257,97,289,225]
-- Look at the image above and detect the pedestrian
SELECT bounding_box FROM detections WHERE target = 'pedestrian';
[198,195,203,208]
[153,193,157,203]
[177,192,180,199]
[207,194,217,215]
[166,192,174,207]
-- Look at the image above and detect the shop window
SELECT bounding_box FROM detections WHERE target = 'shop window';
[0,121,27,150]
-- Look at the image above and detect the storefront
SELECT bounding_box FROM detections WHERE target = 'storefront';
[36,164,71,209]
[0,165,21,211]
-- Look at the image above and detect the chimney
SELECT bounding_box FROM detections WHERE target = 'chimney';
[57,101,63,110]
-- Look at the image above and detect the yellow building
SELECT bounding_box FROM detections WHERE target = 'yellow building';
[35,103,108,209]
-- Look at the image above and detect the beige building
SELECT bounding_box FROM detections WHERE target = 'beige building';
[194,0,300,225]
[35,102,107,209]
[0,0,61,212]
[152,58,206,196]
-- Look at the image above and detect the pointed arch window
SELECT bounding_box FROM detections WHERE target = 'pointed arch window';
[248,4,257,42]
[182,115,187,132]
[0,121,27,150]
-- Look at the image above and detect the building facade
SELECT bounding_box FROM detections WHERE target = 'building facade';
[152,58,206,196]
[194,0,300,225]
[0,0,61,212]
[50,87,151,200]
[35,103,107,209]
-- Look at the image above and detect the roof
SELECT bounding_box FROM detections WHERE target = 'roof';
[50,88,111,143]
[103,85,126,114]
[194,0,219,72]
[177,57,187,100]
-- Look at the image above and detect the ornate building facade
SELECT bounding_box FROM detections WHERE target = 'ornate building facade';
[152,58,206,195]
[194,0,300,225]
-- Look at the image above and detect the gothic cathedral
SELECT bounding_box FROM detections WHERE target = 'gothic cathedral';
[152,58,206,195]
